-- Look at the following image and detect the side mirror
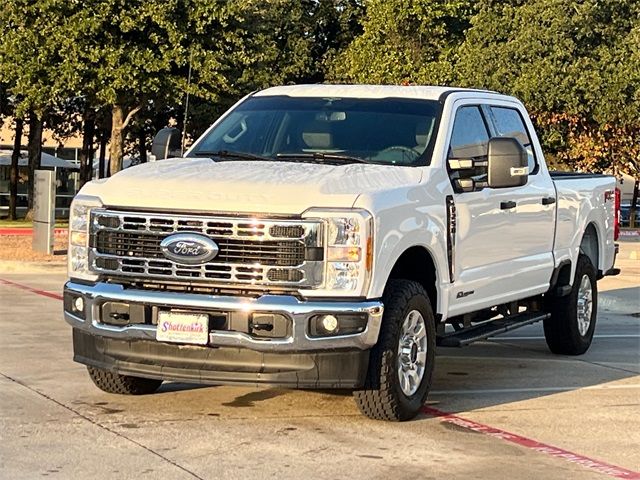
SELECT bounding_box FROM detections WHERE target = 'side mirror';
[151,127,182,160]
[487,137,528,188]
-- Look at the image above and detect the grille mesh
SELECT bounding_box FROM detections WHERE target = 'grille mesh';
[89,210,322,288]
[94,231,305,267]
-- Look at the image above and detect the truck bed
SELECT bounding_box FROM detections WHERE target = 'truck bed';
[552,172,616,280]
[550,171,611,180]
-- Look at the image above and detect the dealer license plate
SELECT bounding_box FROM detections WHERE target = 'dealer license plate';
[156,311,209,345]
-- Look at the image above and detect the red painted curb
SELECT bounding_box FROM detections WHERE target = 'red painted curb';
[422,406,640,479]
[0,278,64,301]
[0,228,67,236]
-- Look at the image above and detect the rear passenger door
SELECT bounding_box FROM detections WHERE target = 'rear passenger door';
[486,102,556,291]
[446,101,555,316]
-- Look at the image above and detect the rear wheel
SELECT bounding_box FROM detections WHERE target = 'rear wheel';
[354,279,436,421]
[544,254,597,355]
[87,366,163,395]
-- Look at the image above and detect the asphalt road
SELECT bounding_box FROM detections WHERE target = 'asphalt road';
[0,243,638,480]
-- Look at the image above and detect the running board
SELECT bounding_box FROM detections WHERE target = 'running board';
[437,312,551,347]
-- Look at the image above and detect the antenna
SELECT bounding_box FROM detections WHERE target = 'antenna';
[181,52,193,155]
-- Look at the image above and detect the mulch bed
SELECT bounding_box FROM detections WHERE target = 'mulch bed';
[0,233,67,262]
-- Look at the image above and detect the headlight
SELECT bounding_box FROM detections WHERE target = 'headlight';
[68,195,102,281]
[301,208,373,297]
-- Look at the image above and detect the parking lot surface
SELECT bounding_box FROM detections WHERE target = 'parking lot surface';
[1,243,638,480]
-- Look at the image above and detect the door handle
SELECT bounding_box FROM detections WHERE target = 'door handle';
[500,201,516,210]
[542,196,556,205]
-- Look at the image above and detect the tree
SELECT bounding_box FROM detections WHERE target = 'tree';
[9,117,23,220]
[52,0,323,174]
[0,1,84,212]
[329,0,478,84]
[453,0,640,175]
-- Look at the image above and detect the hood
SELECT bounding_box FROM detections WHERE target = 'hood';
[80,158,423,215]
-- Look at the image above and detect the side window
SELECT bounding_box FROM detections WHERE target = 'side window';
[490,107,537,174]
[448,106,490,192]
[449,106,490,159]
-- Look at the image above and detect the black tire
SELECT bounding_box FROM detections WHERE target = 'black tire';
[354,279,436,421]
[544,254,598,355]
[87,366,163,395]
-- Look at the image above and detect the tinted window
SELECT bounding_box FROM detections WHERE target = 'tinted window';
[449,106,490,159]
[190,96,441,166]
[490,107,537,173]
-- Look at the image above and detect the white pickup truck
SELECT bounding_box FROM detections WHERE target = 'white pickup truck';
[64,85,620,421]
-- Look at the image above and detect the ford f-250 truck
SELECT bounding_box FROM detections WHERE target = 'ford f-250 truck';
[64,85,620,421]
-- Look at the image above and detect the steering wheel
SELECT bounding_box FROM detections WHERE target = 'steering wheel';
[377,146,420,163]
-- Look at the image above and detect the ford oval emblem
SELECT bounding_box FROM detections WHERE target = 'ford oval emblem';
[160,233,219,265]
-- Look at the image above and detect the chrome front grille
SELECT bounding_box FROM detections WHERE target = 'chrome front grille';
[89,209,324,289]
[95,231,306,266]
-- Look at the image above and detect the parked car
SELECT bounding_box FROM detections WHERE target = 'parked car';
[620,202,640,227]
[64,85,620,421]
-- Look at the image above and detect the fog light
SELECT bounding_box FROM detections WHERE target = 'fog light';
[321,314,338,333]
[73,297,84,312]
[309,313,368,337]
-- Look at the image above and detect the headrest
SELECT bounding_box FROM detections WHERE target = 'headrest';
[302,121,333,149]
[415,119,434,147]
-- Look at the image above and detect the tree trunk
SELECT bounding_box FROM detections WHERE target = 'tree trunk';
[138,127,147,163]
[27,112,43,213]
[79,108,96,187]
[98,128,107,179]
[108,104,140,175]
[109,104,125,175]
[9,118,24,220]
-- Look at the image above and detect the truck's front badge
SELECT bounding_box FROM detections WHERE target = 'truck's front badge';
[456,290,474,299]
[160,233,220,265]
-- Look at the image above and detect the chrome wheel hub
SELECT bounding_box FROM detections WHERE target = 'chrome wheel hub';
[397,310,428,397]
[577,274,593,336]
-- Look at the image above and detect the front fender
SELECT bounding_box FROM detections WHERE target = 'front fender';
[354,178,451,314]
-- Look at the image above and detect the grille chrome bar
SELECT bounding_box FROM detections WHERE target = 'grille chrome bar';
[89,209,324,289]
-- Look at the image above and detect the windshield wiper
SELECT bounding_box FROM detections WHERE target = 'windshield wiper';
[276,153,369,164]
[192,150,273,162]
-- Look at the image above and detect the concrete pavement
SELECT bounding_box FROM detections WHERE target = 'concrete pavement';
[0,243,638,480]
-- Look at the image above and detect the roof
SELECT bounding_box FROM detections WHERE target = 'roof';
[254,84,497,101]
[0,151,79,169]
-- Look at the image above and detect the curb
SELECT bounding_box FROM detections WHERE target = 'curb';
[0,228,68,236]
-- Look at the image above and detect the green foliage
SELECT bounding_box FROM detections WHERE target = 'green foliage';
[330,0,478,84]
[1,0,637,175]
[453,0,640,174]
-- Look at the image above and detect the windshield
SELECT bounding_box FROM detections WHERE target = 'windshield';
[188,96,441,166]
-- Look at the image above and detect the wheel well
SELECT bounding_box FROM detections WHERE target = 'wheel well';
[388,246,437,311]
[580,223,599,270]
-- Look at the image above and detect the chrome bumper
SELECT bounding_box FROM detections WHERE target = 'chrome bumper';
[63,281,384,352]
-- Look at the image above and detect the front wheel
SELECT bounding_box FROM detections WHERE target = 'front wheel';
[354,279,436,421]
[544,254,598,355]
[87,366,163,395]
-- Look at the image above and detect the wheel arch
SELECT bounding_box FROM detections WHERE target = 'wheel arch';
[580,223,600,271]
[384,246,439,317]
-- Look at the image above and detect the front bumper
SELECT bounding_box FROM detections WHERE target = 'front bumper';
[72,329,370,388]
[63,281,384,352]
[64,281,383,388]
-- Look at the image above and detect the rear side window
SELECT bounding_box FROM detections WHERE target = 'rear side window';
[449,106,489,159]
[490,107,537,173]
